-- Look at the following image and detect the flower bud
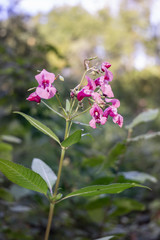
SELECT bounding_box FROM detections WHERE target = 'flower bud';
[59,75,64,81]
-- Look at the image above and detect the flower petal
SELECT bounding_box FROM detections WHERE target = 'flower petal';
[113,114,123,127]
[105,98,120,108]
[26,92,41,103]
[101,84,114,97]
[101,62,111,72]
[89,119,97,129]
[35,69,55,85]
[36,86,56,99]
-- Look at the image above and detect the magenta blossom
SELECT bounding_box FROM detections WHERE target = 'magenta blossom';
[103,99,123,128]
[104,69,113,82]
[100,83,114,97]
[105,98,120,108]
[92,92,105,105]
[101,62,111,72]
[103,106,118,118]
[113,114,123,128]
[77,76,96,101]
[95,73,114,97]
[35,69,55,85]
[26,92,41,103]
[89,104,107,129]
[35,69,57,99]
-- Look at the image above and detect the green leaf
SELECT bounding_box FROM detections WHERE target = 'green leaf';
[0,188,14,202]
[0,159,48,194]
[14,112,60,144]
[83,156,105,167]
[86,197,111,210]
[120,171,157,183]
[126,109,159,129]
[0,142,13,161]
[61,130,82,147]
[111,197,145,216]
[103,143,126,169]
[62,183,150,200]
[31,158,57,193]
[127,131,160,142]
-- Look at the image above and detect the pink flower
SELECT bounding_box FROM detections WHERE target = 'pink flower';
[105,98,120,108]
[77,76,96,101]
[113,114,123,128]
[95,72,114,97]
[100,83,114,97]
[103,106,118,118]
[35,69,55,85]
[36,86,56,99]
[101,62,111,72]
[35,69,57,99]
[104,69,113,82]
[89,104,107,129]
[91,92,105,105]
[103,99,123,128]
[26,92,41,103]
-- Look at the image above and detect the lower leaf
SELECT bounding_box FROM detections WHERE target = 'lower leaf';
[62,183,150,200]
[0,159,48,195]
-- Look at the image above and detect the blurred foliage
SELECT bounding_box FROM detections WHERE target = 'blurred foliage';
[0,0,160,239]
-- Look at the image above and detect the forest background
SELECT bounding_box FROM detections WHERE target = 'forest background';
[0,0,160,239]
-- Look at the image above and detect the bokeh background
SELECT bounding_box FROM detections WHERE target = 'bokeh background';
[0,0,160,239]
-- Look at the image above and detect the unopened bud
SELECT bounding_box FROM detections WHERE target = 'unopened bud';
[70,91,75,98]
[59,75,64,81]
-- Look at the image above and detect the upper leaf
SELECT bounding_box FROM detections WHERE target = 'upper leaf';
[62,183,150,200]
[126,109,159,129]
[14,112,60,144]
[32,158,57,193]
[61,130,82,147]
[0,159,48,194]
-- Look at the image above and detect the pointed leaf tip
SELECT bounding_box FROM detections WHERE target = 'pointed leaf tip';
[14,111,60,144]
[62,183,150,200]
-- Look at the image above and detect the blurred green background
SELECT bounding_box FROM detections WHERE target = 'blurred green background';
[0,0,160,239]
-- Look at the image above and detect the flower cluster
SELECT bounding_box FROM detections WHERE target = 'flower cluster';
[27,69,57,103]
[76,62,123,129]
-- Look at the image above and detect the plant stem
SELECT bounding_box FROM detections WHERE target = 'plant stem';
[53,147,66,197]
[55,94,66,116]
[44,120,69,240]
[41,100,65,118]
[71,106,92,120]
[44,203,54,240]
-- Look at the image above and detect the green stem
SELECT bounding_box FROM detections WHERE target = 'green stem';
[55,94,66,116]
[44,203,54,240]
[41,100,65,118]
[53,147,66,197]
[44,120,69,240]
[71,106,92,120]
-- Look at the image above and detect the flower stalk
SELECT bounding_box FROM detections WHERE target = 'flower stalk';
[44,119,70,240]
